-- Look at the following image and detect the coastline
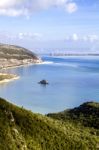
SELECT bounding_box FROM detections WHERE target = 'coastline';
[0,73,20,84]
[0,59,43,70]
[0,60,43,84]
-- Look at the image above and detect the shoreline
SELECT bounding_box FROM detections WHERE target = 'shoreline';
[0,73,20,84]
[0,60,43,84]
[0,60,43,71]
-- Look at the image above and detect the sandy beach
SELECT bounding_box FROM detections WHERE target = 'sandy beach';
[0,73,20,84]
[0,59,43,84]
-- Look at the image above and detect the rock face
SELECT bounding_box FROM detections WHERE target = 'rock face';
[0,44,42,69]
[39,80,49,85]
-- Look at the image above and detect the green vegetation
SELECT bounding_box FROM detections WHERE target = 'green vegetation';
[0,98,99,150]
[47,101,99,129]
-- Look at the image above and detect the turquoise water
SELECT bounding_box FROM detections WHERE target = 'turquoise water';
[0,56,99,114]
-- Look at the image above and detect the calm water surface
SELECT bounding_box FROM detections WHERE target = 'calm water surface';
[0,56,99,114]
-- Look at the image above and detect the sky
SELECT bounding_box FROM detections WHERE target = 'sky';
[0,0,99,54]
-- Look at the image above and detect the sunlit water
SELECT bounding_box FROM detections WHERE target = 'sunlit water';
[0,56,99,114]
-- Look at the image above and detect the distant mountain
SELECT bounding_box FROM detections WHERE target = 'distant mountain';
[0,44,42,69]
[0,98,98,150]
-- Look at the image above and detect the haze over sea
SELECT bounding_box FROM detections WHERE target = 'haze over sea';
[0,56,99,114]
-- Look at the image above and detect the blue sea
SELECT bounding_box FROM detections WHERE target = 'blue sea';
[0,56,99,114]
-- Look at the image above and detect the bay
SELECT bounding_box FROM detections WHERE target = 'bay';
[0,56,99,114]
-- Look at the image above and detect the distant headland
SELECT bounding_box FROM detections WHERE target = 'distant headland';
[48,53,99,56]
[0,44,42,83]
[0,44,42,69]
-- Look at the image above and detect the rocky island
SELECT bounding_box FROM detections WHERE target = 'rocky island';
[39,80,49,85]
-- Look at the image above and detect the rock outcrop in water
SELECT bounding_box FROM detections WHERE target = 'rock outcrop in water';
[0,44,42,69]
[39,80,49,85]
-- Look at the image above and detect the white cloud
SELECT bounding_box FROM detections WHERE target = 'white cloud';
[65,2,77,13]
[0,0,18,8]
[0,0,78,17]
[0,31,42,41]
[18,32,42,40]
[72,33,79,41]
[82,35,99,42]
[0,8,29,16]
[66,34,99,42]
[88,35,99,42]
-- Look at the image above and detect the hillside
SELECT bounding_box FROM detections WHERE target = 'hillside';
[47,101,99,129]
[0,98,99,150]
[0,44,41,69]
